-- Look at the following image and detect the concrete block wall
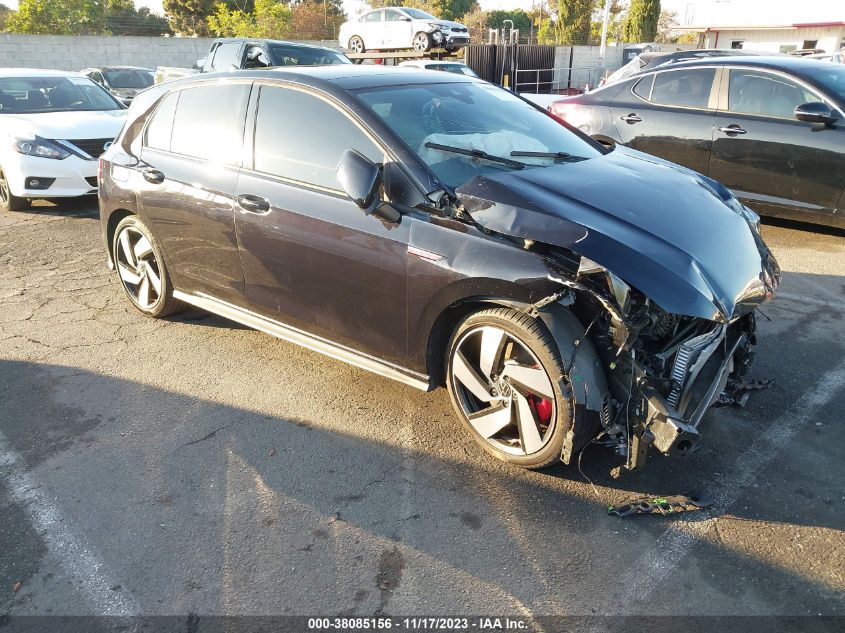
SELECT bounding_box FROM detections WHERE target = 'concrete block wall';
[0,34,343,71]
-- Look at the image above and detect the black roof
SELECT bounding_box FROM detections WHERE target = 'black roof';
[176,64,481,91]
[211,38,341,52]
[655,55,839,74]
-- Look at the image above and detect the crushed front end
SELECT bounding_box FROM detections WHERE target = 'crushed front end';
[544,248,779,474]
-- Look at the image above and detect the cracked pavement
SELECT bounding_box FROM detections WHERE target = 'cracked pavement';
[1,200,844,624]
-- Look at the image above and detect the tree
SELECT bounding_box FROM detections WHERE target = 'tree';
[164,0,215,36]
[556,0,593,45]
[487,9,531,34]
[623,0,660,43]
[8,0,108,34]
[207,0,292,38]
[289,1,346,40]
[107,0,171,35]
[589,0,624,44]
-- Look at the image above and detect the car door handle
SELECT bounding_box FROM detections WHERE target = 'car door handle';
[142,168,165,184]
[621,113,642,123]
[236,194,270,213]
[718,125,747,135]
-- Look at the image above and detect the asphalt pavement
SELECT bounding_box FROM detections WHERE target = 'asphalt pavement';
[1,199,843,629]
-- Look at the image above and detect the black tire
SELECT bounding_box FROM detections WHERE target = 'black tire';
[348,36,366,54]
[0,167,31,212]
[445,307,573,469]
[112,215,183,318]
[413,32,432,53]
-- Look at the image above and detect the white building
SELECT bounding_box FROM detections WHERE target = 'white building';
[699,21,845,54]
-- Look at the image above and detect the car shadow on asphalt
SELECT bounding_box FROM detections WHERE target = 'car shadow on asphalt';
[1,355,843,616]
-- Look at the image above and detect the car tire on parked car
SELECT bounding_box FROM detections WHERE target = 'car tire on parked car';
[412,32,432,52]
[0,167,31,212]
[112,215,182,318]
[348,36,366,54]
[446,307,573,469]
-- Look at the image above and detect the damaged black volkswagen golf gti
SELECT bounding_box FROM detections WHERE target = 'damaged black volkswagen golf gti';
[99,66,780,472]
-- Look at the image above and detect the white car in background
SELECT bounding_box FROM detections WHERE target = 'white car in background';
[339,7,470,53]
[397,60,478,76]
[0,69,126,212]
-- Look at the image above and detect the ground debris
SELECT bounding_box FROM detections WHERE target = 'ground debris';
[608,492,713,518]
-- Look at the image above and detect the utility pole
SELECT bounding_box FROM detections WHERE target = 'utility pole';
[598,0,612,66]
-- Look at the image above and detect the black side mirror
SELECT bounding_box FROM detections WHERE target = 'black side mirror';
[337,149,382,214]
[794,101,839,126]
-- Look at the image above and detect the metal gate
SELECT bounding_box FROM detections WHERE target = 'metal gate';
[464,45,556,93]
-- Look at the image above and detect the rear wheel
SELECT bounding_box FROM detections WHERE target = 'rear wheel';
[446,307,572,469]
[112,215,182,318]
[413,32,432,52]
[348,36,365,54]
[0,167,31,212]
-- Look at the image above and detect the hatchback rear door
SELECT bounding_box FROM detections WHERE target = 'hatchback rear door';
[609,66,719,174]
[135,81,250,303]
[709,66,845,222]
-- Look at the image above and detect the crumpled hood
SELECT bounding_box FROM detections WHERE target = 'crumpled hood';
[456,146,779,321]
[0,109,126,141]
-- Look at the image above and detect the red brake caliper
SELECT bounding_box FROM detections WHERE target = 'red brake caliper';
[527,394,553,423]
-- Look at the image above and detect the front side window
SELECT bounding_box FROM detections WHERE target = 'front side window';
[170,83,249,162]
[384,9,405,21]
[0,76,121,113]
[144,91,178,151]
[210,42,241,71]
[355,81,602,190]
[727,69,824,118]
[649,68,716,109]
[253,85,382,190]
[268,45,351,66]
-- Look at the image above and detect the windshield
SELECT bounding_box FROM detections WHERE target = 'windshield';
[0,76,122,113]
[104,69,153,89]
[403,8,436,19]
[801,63,845,104]
[269,45,351,66]
[355,81,602,190]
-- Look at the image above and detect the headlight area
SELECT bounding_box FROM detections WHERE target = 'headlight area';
[13,136,70,160]
[544,253,760,476]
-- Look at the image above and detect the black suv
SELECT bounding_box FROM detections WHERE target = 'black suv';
[98,67,779,473]
[200,38,350,73]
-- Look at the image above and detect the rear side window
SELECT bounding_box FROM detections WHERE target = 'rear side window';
[253,85,382,190]
[144,91,178,151]
[170,84,249,162]
[363,10,383,22]
[210,42,241,71]
[650,68,716,109]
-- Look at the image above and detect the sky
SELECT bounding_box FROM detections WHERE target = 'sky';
[2,1,843,28]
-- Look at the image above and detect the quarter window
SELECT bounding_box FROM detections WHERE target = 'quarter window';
[727,69,824,119]
[144,91,178,151]
[650,68,716,109]
[253,85,382,190]
[170,84,249,162]
[632,74,653,100]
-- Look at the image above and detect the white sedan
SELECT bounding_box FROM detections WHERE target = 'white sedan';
[0,69,127,212]
[339,7,470,54]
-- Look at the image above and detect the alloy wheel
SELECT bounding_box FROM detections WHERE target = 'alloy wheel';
[450,326,556,456]
[413,33,430,52]
[115,224,162,311]
[0,169,9,207]
[349,37,364,53]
